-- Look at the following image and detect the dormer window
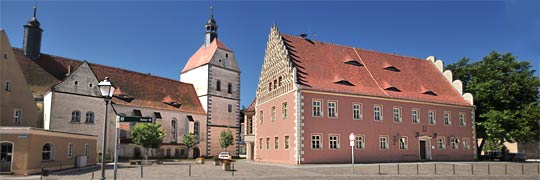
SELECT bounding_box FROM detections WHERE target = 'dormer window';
[384,87,401,92]
[383,66,400,72]
[344,60,363,66]
[116,94,134,102]
[154,112,162,119]
[133,109,142,116]
[334,80,354,86]
[423,91,437,96]
[164,101,182,108]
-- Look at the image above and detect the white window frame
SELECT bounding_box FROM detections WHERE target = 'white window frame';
[374,105,383,121]
[67,143,73,158]
[459,113,466,126]
[13,108,22,125]
[311,134,322,149]
[71,110,81,123]
[266,137,270,150]
[4,80,11,92]
[444,111,451,126]
[85,111,94,124]
[329,134,340,149]
[412,109,419,124]
[282,102,288,119]
[284,135,290,149]
[312,100,322,117]
[393,107,402,123]
[259,138,263,150]
[462,138,470,150]
[352,103,362,120]
[379,136,389,150]
[328,101,337,118]
[399,137,408,150]
[42,143,53,161]
[437,137,446,149]
[274,137,279,150]
[271,106,276,122]
[451,137,459,150]
[355,135,365,149]
[428,110,436,125]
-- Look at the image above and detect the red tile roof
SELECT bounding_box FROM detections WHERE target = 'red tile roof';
[181,39,231,73]
[13,48,206,114]
[280,34,472,107]
[245,99,256,112]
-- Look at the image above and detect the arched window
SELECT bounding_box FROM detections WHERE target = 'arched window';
[216,80,221,91]
[85,111,94,124]
[171,119,177,143]
[71,111,81,122]
[42,143,53,160]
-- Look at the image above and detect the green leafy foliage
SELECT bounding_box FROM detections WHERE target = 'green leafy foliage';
[446,51,540,148]
[220,130,234,150]
[182,133,196,149]
[131,123,166,149]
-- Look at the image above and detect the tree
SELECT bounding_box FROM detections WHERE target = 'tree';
[131,123,166,160]
[220,130,234,151]
[182,133,197,158]
[446,51,540,157]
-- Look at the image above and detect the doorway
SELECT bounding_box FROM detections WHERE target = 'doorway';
[418,136,432,161]
[193,147,200,158]
[419,141,427,160]
[0,142,13,173]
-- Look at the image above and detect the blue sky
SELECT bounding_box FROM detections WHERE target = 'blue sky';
[1,0,539,108]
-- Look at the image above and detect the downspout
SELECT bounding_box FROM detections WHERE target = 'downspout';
[294,67,302,165]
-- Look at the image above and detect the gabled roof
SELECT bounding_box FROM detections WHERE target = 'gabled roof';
[13,48,206,114]
[280,34,472,107]
[245,99,256,112]
[181,39,231,73]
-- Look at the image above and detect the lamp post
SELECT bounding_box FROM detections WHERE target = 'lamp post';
[98,77,115,180]
[349,133,355,175]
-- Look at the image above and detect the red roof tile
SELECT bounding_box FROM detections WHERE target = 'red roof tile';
[14,48,206,114]
[181,39,232,73]
[280,34,472,107]
[245,99,256,112]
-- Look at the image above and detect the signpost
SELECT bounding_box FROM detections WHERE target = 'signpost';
[349,133,355,175]
[114,115,153,180]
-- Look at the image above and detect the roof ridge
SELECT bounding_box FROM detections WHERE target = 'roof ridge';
[280,34,428,62]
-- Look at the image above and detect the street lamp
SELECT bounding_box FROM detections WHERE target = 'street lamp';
[98,77,115,180]
[349,133,355,175]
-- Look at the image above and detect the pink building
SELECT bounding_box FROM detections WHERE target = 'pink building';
[247,25,475,164]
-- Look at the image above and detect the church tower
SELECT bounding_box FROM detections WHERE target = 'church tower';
[180,6,240,157]
[23,2,43,60]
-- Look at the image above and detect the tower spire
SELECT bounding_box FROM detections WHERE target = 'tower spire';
[33,0,37,18]
[204,5,218,47]
[23,0,43,60]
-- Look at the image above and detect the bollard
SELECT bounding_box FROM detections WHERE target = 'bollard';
[378,164,381,175]
[232,162,235,176]
[189,164,191,177]
[453,164,455,175]
[505,164,507,175]
[522,164,524,175]
[416,164,419,175]
[92,170,95,179]
[434,163,437,175]
[140,165,143,178]
[471,164,474,175]
[538,164,539,174]
[397,163,400,175]
[488,164,490,175]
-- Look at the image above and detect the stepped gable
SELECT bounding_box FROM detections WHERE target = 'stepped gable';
[280,34,472,107]
[13,48,205,114]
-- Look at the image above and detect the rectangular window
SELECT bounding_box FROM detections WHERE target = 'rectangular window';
[259,138,263,150]
[328,101,337,118]
[67,143,73,158]
[412,109,419,124]
[444,111,451,125]
[437,137,446,149]
[451,137,459,150]
[4,81,11,92]
[259,111,264,124]
[312,100,322,117]
[274,137,279,149]
[393,107,402,123]
[311,134,322,149]
[379,136,389,150]
[399,137,408,150]
[428,111,436,125]
[285,136,290,149]
[266,138,270,150]
[329,135,340,149]
[463,138,470,150]
[84,144,89,157]
[271,106,276,122]
[227,83,232,94]
[269,82,272,91]
[13,109,22,124]
[374,105,383,121]
[228,104,232,113]
[133,109,142,117]
[355,135,365,149]
[459,113,466,126]
[353,104,362,120]
[282,102,288,119]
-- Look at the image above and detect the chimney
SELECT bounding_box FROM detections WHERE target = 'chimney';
[300,33,308,39]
